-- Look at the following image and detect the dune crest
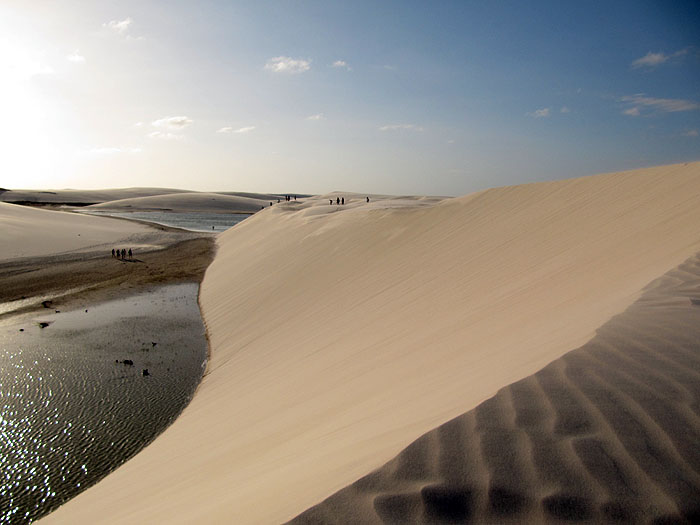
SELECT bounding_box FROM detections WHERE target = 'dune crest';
[44,162,700,523]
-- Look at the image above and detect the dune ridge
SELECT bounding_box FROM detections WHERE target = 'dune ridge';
[44,162,700,523]
[86,192,269,213]
[291,252,700,523]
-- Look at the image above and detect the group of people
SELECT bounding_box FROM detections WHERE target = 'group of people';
[329,196,370,205]
[112,248,133,260]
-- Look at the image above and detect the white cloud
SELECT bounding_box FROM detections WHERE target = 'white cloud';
[264,56,311,74]
[621,94,699,113]
[306,113,325,121]
[218,126,255,134]
[152,116,193,129]
[67,50,85,63]
[560,106,570,113]
[332,60,351,70]
[134,122,144,127]
[527,107,551,118]
[148,131,183,141]
[631,52,668,69]
[623,107,640,116]
[378,124,424,132]
[103,17,132,35]
[631,49,688,69]
[683,129,699,137]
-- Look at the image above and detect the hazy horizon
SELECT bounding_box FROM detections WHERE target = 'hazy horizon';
[2,1,698,195]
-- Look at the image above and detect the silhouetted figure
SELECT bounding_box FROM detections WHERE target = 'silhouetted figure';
[336,197,340,205]
[112,248,115,258]
[128,248,132,259]
[366,196,370,203]
[278,198,280,203]
[294,195,297,200]
[270,202,273,206]
[329,199,333,205]
[121,248,126,259]
[341,197,345,205]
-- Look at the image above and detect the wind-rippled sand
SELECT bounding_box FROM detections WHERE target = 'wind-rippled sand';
[291,254,700,523]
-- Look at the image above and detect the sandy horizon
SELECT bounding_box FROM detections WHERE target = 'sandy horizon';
[27,161,700,523]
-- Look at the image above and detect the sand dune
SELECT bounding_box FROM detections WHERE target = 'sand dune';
[0,202,154,260]
[291,252,700,523]
[44,162,700,523]
[0,187,190,205]
[87,192,269,213]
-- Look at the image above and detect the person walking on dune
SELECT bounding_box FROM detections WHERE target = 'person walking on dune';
[128,248,132,259]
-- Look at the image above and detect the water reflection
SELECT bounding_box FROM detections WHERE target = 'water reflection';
[0,283,207,523]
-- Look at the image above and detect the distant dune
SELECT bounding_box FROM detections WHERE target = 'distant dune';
[0,187,191,205]
[86,192,270,214]
[0,201,153,260]
[42,162,700,523]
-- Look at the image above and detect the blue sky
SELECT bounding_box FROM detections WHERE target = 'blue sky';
[1,0,698,195]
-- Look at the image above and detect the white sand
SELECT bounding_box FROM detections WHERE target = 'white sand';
[0,202,154,261]
[41,162,700,523]
[87,192,269,213]
[0,187,190,204]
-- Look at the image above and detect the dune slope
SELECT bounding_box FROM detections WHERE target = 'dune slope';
[45,162,700,523]
[0,202,153,260]
[87,192,268,213]
[291,252,700,523]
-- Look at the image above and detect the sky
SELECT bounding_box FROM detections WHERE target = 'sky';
[1,1,698,195]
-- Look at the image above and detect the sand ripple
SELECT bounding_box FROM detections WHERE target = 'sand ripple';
[291,254,700,523]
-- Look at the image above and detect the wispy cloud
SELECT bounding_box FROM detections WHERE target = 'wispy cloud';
[631,49,687,69]
[683,129,699,137]
[67,50,85,63]
[560,106,570,114]
[264,56,311,74]
[527,107,551,118]
[332,60,351,70]
[621,94,699,115]
[148,131,183,141]
[306,113,325,121]
[103,17,132,35]
[218,126,256,134]
[378,124,424,132]
[152,116,193,129]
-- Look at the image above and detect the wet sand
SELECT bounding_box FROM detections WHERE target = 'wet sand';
[0,235,215,319]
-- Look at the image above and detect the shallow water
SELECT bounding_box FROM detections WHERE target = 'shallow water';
[81,210,250,232]
[0,283,207,523]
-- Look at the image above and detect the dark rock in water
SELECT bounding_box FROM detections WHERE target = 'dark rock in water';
[142,369,150,377]
[691,298,700,306]
[55,310,60,313]
[120,359,134,366]
[152,342,157,347]
[38,322,51,329]
[41,300,52,308]
[19,328,24,332]
[85,309,88,313]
